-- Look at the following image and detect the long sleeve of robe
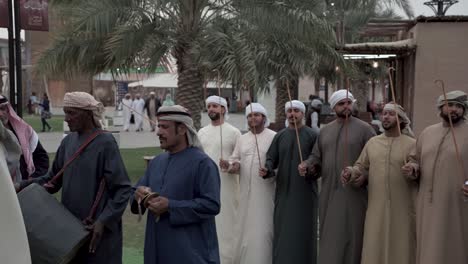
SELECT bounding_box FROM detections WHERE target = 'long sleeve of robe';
[228,129,276,264]
[306,116,375,264]
[198,122,241,264]
[0,142,31,264]
[131,147,221,264]
[20,130,132,264]
[264,126,318,264]
[409,122,468,264]
[352,134,417,264]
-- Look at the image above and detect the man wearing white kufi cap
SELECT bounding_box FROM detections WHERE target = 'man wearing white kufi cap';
[259,100,319,264]
[342,102,416,264]
[403,90,468,264]
[131,105,221,263]
[299,89,375,264]
[198,95,241,264]
[17,92,132,264]
[220,102,276,264]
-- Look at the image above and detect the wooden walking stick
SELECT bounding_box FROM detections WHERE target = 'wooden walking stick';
[387,67,401,136]
[281,76,304,163]
[214,70,224,160]
[246,81,263,168]
[435,80,467,184]
[343,79,350,170]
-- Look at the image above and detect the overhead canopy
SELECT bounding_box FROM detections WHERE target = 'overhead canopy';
[128,73,232,88]
[339,39,417,56]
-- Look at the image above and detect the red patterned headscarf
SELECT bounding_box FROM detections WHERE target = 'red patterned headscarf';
[0,96,38,176]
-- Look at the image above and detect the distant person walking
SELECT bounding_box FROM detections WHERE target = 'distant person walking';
[39,94,51,132]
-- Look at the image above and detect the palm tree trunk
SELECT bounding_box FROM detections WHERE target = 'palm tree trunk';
[175,45,204,129]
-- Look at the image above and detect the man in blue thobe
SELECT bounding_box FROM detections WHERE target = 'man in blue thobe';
[131,105,221,264]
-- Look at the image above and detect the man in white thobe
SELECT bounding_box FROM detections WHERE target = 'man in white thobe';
[220,103,276,264]
[132,93,145,132]
[121,93,133,132]
[198,95,241,264]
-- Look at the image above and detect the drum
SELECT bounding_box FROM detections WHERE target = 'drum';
[18,183,89,264]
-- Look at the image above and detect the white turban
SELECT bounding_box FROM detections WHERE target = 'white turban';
[63,92,105,128]
[157,105,203,150]
[329,89,355,109]
[284,100,306,113]
[245,103,270,128]
[206,95,229,120]
[383,103,414,137]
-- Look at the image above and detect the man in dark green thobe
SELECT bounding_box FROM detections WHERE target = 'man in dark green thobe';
[17,92,132,264]
[260,100,318,264]
[299,90,375,264]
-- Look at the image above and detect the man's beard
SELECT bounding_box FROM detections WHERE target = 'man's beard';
[440,112,464,124]
[208,112,221,121]
[382,121,397,131]
[336,110,351,119]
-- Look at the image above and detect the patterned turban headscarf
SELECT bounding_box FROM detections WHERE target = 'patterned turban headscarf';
[436,90,468,119]
[63,92,105,128]
[156,105,203,150]
[383,102,414,137]
[0,121,22,182]
[206,95,229,120]
[0,95,38,176]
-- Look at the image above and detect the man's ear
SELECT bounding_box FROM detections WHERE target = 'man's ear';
[177,124,188,135]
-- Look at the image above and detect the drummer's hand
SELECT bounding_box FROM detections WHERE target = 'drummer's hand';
[219,159,230,171]
[86,221,104,254]
[135,186,152,201]
[298,162,308,176]
[147,196,169,216]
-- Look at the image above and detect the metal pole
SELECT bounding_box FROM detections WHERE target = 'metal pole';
[437,1,444,16]
[14,0,23,117]
[7,0,16,106]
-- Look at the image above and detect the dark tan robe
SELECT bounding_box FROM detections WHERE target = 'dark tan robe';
[409,121,468,264]
[306,116,375,264]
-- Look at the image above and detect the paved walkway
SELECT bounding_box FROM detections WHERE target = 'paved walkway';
[38,112,249,152]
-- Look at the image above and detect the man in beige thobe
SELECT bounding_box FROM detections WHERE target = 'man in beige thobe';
[342,103,416,264]
[403,90,468,264]
[299,89,376,264]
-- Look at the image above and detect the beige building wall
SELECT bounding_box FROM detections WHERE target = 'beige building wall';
[29,11,93,108]
[412,22,468,135]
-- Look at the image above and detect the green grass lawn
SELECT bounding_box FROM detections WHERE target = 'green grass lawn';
[23,114,64,132]
[48,147,163,264]
[23,114,114,133]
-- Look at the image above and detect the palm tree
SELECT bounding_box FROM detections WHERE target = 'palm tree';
[203,1,343,126]
[38,0,344,129]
